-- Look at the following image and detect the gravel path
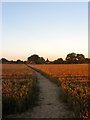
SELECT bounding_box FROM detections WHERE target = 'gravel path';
[6,70,75,118]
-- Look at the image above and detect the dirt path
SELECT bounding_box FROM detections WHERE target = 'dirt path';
[6,70,75,118]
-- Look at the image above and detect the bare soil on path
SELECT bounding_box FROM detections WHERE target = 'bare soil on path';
[6,69,75,118]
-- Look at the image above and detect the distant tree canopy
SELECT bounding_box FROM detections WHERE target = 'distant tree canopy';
[0,58,24,64]
[0,52,90,64]
[53,58,63,64]
[16,59,23,64]
[66,52,86,64]
[1,58,8,63]
[27,54,45,64]
[27,52,88,64]
[45,58,50,64]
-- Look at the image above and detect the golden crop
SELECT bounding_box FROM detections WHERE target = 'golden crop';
[30,64,90,119]
[2,64,36,115]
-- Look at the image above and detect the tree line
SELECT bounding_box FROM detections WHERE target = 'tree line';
[27,53,90,64]
[1,52,90,64]
[0,59,26,64]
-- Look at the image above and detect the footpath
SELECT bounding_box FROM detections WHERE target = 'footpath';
[6,69,75,118]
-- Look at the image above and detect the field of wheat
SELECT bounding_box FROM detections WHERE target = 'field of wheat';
[2,64,37,116]
[30,64,90,119]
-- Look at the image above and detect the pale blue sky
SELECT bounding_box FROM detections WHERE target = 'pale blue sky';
[1,2,88,60]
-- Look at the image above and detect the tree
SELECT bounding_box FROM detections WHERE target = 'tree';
[45,58,50,64]
[27,54,45,64]
[16,59,23,64]
[53,58,63,64]
[66,53,77,63]
[27,54,39,64]
[77,54,85,63]
[40,57,45,64]
[66,52,85,64]
[85,58,90,63]
[1,58,9,64]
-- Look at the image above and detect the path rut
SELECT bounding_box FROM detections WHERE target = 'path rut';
[6,69,75,118]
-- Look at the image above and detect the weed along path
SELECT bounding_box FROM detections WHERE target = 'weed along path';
[6,69,75,118]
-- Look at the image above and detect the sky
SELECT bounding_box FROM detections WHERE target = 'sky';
[1,2,88,61]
